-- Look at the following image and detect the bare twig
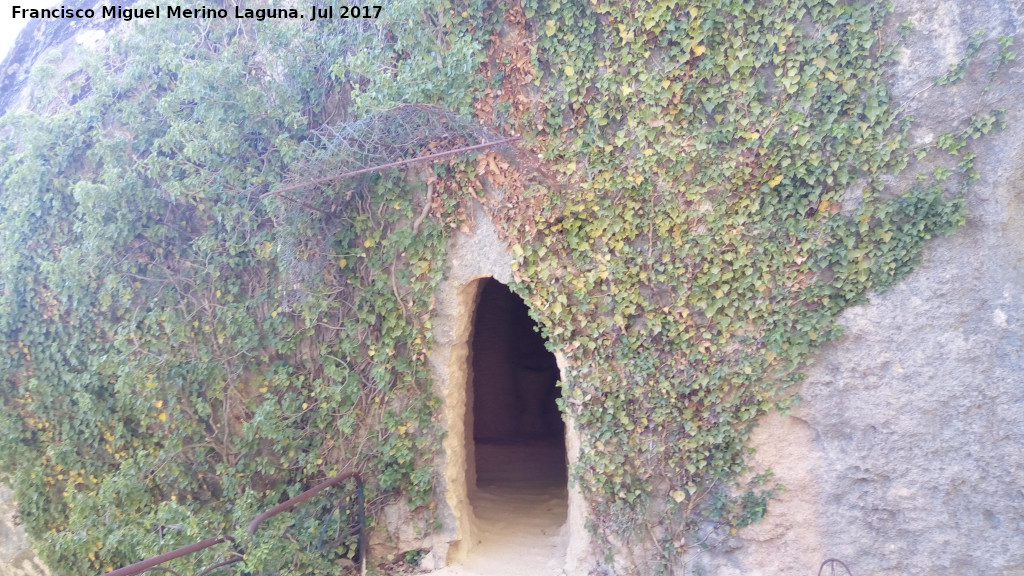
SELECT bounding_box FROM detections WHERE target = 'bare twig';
[411,179,434,235]
[390,257,406,318]
[263,136,520,199]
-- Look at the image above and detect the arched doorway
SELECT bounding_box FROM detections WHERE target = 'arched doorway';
[456,277,568,572]
[469,278,567,488]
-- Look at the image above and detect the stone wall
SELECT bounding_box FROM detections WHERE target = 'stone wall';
[425,198,516,567]
[691,1,1024,574]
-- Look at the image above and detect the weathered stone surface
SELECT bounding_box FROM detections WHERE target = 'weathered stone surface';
[0,487,48,576]
[0,0,120,115]
[426,196,517,566]
[692,1,1024,574]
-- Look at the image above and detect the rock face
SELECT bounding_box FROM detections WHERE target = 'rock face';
[0,0,118,115]
[692,1,1024,574]
[0,487,47,576]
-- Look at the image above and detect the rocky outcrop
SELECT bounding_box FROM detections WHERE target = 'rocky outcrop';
[692,1,1024,574]
[0,0,122,115]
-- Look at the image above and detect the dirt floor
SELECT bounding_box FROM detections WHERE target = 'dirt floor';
[425,441,569,576]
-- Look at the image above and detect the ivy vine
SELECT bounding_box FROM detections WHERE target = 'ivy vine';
[482,0,1008,570]
[0,2,483,573]
[0,0,1010,574]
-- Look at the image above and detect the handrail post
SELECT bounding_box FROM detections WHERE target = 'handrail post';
[356,479,366,576]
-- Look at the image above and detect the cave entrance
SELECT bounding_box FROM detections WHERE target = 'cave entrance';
[470,278,566,488]
[462,277,568,564]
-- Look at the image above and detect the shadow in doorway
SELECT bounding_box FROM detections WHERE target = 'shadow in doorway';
[471,278,567,490]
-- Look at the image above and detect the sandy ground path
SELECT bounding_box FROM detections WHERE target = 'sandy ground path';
[425,442,569,576]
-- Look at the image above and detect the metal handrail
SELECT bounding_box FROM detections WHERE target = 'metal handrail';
[247,471,365,576]
[102,537,235,576]
[99,471,365,576]
[818,558,853,576]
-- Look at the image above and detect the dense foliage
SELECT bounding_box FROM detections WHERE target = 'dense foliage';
[0,2,485,573]
[0,0,1008,574]
[480,0,1006,569]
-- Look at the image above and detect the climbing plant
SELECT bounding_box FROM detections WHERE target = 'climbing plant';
[0,0,1010,574]
[475,0,1009,572]
[0,2,490,574]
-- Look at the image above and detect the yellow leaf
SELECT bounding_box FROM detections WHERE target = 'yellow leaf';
[768,174,784,188]
[564,65,575,78]
[671,490,687,503]
[692,44,706,57]
[688,6,698,18]
[158,413,167,422]
[338,258,347,269]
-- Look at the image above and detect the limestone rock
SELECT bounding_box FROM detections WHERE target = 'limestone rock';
[0,0,120,115]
